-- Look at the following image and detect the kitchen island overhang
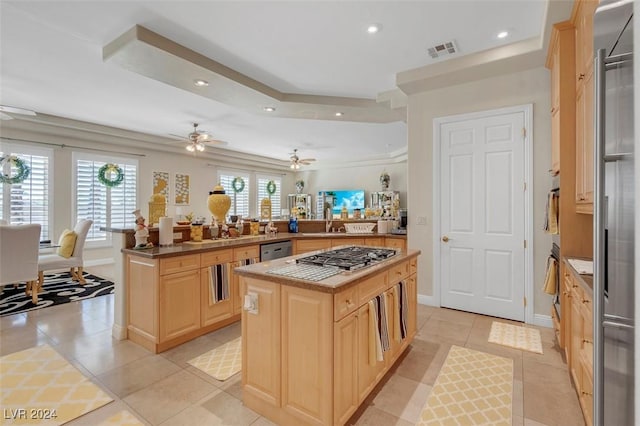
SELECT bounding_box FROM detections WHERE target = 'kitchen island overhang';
[235,245,420,426]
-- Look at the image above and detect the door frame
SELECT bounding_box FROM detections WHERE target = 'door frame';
[432,104,534,324]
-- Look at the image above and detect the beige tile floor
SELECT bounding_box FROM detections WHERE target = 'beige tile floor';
[0,269,584,426]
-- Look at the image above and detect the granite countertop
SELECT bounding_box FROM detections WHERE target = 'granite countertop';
[121,232,406,259]
[234,248,421,294]
[563,256,593,294]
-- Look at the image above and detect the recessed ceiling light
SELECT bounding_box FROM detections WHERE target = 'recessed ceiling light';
[367,23,382,34]
[263,106,276,112]
[194,79,209,87]
[335,112,344,117]
[497,31,509,39]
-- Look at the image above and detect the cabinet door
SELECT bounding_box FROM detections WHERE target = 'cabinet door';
[363,237,385,247]
[159,269,201,342]
[582,70,594,208]
[200,264,233,327]
[576,83,586,203]
[357,303,385,402]
[551,107,560,176]
[407,275,417,339]
[281,285,333,425]
[332,237,365,247]
[550,37,560,111]
[570,287,583,390]
[334,311,359,425]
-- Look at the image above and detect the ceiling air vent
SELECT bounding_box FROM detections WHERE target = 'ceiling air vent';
[427,40,458,59]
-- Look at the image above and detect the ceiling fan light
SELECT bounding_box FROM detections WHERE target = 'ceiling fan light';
[196,142,205,151]
[186,144,195,152]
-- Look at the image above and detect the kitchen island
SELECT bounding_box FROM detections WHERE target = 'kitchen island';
[235,246,420,426]
[119,230,407,353]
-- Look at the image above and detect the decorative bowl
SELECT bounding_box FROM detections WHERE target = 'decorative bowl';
[176,221,191,225]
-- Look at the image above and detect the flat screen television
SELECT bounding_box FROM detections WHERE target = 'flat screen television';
[319,190,365,216]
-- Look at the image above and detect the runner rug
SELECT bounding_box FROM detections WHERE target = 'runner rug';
[0,344,113,425]
[416,345,513,426]
[187,337,242,381]
[488,321,544,354]
[0,272,114,317]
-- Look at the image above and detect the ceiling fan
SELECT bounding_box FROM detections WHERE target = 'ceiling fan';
[170,123,227,153]
[289,149,316,169]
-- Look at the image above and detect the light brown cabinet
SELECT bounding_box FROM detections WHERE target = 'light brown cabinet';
[562,261,593,426]
[295,238,332,254]
[128,250,242,353]
[240,253,419,425]
[232,245,260,314]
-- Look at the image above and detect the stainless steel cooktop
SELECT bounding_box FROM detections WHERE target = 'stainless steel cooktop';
[296,246,397,271]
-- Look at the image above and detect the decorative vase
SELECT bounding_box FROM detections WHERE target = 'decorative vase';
[380,171,390,191]
[207,184,231,223]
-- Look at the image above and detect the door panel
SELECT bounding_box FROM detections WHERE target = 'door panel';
[439,110,526,321]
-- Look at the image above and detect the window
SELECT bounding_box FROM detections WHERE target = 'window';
[218,172,250,219]
[74,153,137,244]
[0,145,52,241]
[257,175,282,219]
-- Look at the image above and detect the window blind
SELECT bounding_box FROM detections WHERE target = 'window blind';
[75,158,137,242]
[0,150,51,241]
[218,173,250,219]
[257,176,282,219]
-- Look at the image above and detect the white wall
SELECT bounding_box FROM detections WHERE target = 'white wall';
[407,66,554,318]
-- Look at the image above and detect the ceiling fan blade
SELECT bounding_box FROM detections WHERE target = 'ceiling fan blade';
[300,158,316,162]
[202,139,228,146]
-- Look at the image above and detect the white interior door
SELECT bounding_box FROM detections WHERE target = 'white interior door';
[439,110,526,321]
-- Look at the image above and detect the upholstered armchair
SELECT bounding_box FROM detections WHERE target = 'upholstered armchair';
[37,219,93,291]
[0,224,41,303]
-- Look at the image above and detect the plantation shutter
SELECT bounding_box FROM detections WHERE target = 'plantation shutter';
[75,157,137,242]
[257,176,282,219]
[218,173,249,219]
[0,150,51,241]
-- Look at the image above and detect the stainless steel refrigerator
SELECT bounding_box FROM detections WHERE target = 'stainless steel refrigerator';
[593,1,634,425]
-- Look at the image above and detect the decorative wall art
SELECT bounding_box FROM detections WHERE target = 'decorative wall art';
[153,171,170,199]
[174,173,190,205]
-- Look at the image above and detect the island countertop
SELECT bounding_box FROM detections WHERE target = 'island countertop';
[120,232,407,259]
[234,246,420,294]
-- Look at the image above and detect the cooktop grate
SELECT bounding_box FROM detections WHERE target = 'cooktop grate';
[296,246,397,271]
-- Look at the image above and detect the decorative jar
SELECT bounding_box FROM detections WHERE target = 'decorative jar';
[207,184,231,223]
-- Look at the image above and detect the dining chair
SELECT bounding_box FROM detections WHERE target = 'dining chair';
[37,219,93,293]
[0,224,41,303]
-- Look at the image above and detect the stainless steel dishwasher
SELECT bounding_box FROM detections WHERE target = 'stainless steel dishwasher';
[260,240,293,261]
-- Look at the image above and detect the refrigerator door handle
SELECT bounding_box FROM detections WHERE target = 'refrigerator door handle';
[603,321,635,330]
[593,47,607,426]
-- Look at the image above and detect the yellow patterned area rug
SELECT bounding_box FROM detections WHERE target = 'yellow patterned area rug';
[416,345,513,426]
[0,344,113,425]
[97,410,145,426]
[187,337,241,381]
[488,321,543,354]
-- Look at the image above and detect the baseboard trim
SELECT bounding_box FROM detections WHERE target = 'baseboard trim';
[112,323,127,341]
[418,294,438,306]
[85,258,114,267]
[532,313,553,328]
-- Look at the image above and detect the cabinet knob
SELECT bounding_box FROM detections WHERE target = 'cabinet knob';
[581,390,593,397]
[583,338,592,345]
[345,299,352,306]
[583,299,590,304]
[578,73,585,80]
[572,284,578,288]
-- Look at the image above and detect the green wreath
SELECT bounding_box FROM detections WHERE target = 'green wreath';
[0,156,30,185]
[266,180,276,196]
[232,177,245,193]
[98,163,124,188]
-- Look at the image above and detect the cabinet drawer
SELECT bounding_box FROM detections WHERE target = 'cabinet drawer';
[296,239,332,254]
[580,361,594,426]
[201,249,233,267]
[233,245,259,261]
[409,257,417,275]
[388,261,410,284]
[334,285,359,321]
[358,275,388,305]
[159,254,200,275]
[385,238,405,250]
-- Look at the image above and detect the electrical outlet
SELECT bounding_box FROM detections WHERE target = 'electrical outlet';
[417,216,427,225]
[244,292,259,314]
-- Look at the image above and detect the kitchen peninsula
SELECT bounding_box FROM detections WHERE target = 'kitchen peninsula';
[116,224,408,354]
[234,246,420,426]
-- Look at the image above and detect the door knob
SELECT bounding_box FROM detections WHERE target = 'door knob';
[442,236,450,242]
